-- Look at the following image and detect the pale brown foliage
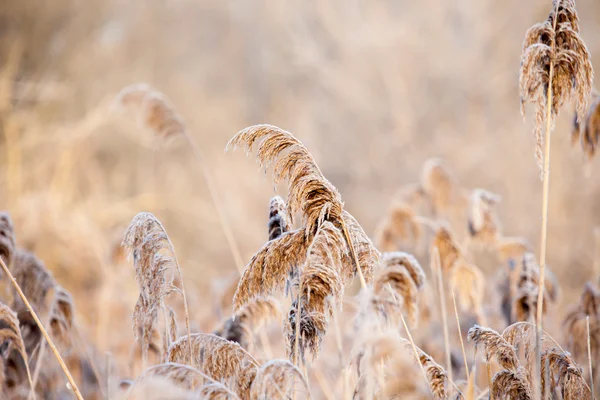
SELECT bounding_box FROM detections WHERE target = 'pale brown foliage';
[249,359,308,400]
[113,83,187,139]
[400,338,449,399]
[432,226,461,270]
[137,362,205,391]
[123,212,178,364]
[420,158,462,215]
[233,229,308,312]
[468,189,501,244]
[0,301,33,396]
[541,347,589,399]
[0,212,16,270]
[374,202,422,252]
[499,253,559,325]
[10,249,74,351]
[166,333,258,398]
[563,282,600,372]
[286,222,346,361]
[449,261,485,320]
[491,369,532,400]
[497,237,532,263]
[268,196,290,241]
[122,212,192,367]
[519,0,594,173]
[574,93,600,160]
[214,297,281,350]
[468,325,519,371]
[372,252,425,326]
[227,124,377,290]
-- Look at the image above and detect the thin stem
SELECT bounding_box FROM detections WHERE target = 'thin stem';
[399,312,431,393]
[0,258,84,400]
[433,247,453,382]
[451,289,470,382]
[535,3,559,398]
[185,132,245,274]
[340,220,367,290]
[588,316,595,398]
[487,361,493,400]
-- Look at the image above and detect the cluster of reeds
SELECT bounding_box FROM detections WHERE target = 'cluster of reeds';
[0,1,598,396]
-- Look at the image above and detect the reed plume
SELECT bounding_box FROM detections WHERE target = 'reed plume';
[0,212,15,270]
[468,325,520,371]
[574,92,600,160]
[372,252,425,326]
[374,202,422,252]
[519,0,594,173]
[227,124,377,289]
[499,253,559,325]
[113,83,187,139]
[496,237,532,264]
[232,229,308,312]
[286,221,347,361]
[541,347,589,399]
[0,301,35,397]
[9,250,73,351]
[249,359,308,400]
[449,261,485,323]
[563,282,600,373]
[432,226,461,271]
[491,369,533,400]
[0,255,83,400]
[468,189,501,245]
[420,158,463,215]
[122,212,193,367]
[166,333,259,397]
[520,5,594,393]
[214,296,281,350]
[268,196,290,241]
[137,362,205,391]
[400,337,449,399]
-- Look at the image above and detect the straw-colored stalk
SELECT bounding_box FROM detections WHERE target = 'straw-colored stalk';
[433,247,453,382]
[451,289,470,382]
[588,316,595,398]
[0,257,83,400]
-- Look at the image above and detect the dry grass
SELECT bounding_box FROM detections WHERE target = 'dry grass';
[1,0,600,399]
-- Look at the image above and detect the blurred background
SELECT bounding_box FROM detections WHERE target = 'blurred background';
[0,0,599,381]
